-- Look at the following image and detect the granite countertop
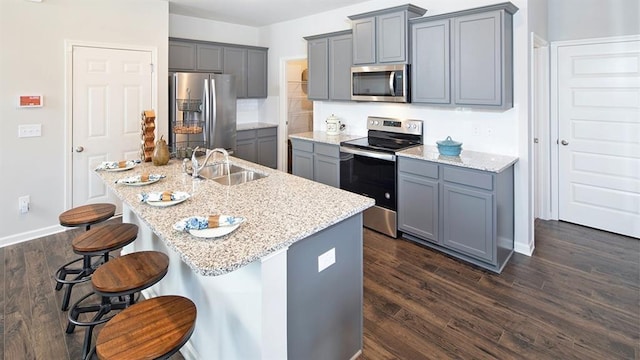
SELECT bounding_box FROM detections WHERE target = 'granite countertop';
[289,131,365,145]
[397,145,518,173]
[237,122,278,131]
[95,158,373,276]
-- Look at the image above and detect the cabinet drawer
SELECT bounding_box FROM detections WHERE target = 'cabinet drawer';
[258,127,277,137]
[443,166,493,191]
[398,158,438,179]
[237,129,256,141]
[315,143,339,158]
[292,139,314,152]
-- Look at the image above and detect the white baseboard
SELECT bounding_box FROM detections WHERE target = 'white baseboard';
[514,241,535,256]
[0,224,68,248]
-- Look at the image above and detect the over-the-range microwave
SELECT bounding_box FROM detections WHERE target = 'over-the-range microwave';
[351,64,409,103]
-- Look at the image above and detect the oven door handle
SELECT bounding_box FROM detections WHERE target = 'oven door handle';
[340,146,396,162]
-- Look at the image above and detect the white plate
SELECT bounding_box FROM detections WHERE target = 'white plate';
[188,224,241,238]
[146,194,190,207]
[105,163,136,172]
[121,178,161,186]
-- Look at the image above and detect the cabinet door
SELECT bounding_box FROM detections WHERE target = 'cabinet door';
[329,34,353,101]
[307,38,329,100]
[197,44,223,72]
[411,19,451,104]
[235,130,257,163]
[314,154,339,188]
[352,17,376,64]
[377,12,407,63]
[224,47,248,98]
[247,49,268,98]
[442,183,494,263]
[169,41,196,71]
[292,150,314,180]
[453,10,502,106]
[257,132,277,168]
[398,172,439,242]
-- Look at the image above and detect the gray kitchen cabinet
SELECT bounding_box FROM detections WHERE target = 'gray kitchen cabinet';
[410,2,518,108]
[398,159,439,242]
[169,41,196,71]
[398,156,514,273]
[291,139,340,187]
[169,38,268,99]
[411,19,450,104]
[304,30,352,101]
[224,47,248,98]
[196,43,223,72]
[247,49,268,98]
[236,127,277,168]
[348,4,426,65]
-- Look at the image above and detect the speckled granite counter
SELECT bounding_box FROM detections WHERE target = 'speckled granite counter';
[237,122,278,131]
[288,131,364,145]
[397,145,518,173]
[95,157,373,276]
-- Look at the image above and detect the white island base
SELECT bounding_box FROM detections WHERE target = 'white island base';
[122,204,364,360]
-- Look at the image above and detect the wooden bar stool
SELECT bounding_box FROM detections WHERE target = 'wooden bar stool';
[55,223,138,311]
[67,251,170,359]
[59,203,116,231]
[95,295,197,360]
[55,203,116,294]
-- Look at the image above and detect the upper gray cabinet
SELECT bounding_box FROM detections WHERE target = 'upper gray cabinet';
[304,30,353,101]
[169,38,268,99]
[410,2,518,109]
[348,4,426,65]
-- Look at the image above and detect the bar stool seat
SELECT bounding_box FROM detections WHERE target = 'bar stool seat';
[54,223,138,311]
[59,203,116,231]
[95,295,197,360]
[67,250,170,359]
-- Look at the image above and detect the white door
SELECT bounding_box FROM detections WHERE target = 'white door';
[72,46,153,210]
[557,38,640,238]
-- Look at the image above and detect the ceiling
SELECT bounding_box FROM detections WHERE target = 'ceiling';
[168,0,372,27]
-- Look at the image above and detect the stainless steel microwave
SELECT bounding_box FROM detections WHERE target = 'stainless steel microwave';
[351,64,409,103]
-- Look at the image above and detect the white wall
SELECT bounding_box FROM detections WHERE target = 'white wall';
[0,0,169,244]
[263,0,533,253]
[548,0,640,41]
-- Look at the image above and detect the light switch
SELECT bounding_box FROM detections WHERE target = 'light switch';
[18,124,42,138]
[318,248,336,273]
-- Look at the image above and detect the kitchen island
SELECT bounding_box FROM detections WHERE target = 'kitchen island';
[95,157,374,360]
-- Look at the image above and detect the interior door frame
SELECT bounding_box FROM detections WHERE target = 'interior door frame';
[278,55,308,173]
[549,34,640,220]
[531,32,550,221]
[64,40,158,210]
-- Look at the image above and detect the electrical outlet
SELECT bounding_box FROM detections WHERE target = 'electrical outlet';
[473,127,480,136]
[19,195,30,213]
[318,248,336,272]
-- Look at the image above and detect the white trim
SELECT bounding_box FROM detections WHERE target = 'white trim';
[278,55,308,172]
[64,40,158,209]
[549,34,640,221]
[514,239,535,256]
[0,225,67,248]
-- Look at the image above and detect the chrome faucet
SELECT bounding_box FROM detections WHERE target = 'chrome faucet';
[188,146,230,178]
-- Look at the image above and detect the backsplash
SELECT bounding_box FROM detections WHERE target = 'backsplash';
[312,101,519,156]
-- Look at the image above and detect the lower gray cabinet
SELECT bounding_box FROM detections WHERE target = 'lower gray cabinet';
[236,127,277,168]
[398,156,514,273]
[291,139,340,187]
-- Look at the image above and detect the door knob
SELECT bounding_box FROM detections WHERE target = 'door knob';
[561,140,569,146]
[75,146,84,152]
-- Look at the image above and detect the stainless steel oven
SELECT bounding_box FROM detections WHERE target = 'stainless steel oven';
[340,117,423,238]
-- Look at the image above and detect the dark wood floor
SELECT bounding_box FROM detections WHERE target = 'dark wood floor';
[1,219,638,359]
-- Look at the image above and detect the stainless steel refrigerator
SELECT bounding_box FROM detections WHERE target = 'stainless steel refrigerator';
[169,72,237,158]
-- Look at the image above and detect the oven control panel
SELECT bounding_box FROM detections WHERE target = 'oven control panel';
[367,116,423,136]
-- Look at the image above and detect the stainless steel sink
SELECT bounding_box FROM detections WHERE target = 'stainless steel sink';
[210,170,267,186]
[197,163,245,179]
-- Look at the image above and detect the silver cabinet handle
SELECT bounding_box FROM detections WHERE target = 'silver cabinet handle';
[561,140,569,146]
[75,146,84,152]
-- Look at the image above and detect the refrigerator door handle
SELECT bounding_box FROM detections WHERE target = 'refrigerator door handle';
[203,78,210,149]
[210,77,218,151]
